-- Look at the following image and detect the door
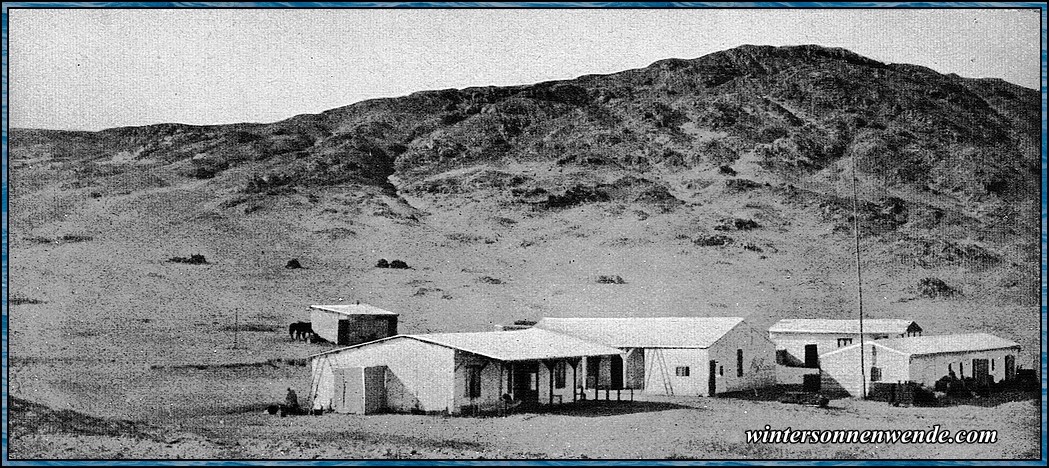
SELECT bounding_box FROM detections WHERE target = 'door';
[609,355,624,389]
[586,356,601,388]
[804,344,819,368]
[1004,355,1016,380]
[708,360,717,396]
[972,359,990,385]
[513,362,539,403]
[337,319,352,346]
[333,368,364,414]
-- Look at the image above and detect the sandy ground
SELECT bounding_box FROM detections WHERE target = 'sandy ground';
[9,389,1041,460]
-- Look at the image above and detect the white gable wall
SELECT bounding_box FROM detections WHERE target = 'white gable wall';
[310,338,455,413]
[770,331,908,366]
[709,323,777,394]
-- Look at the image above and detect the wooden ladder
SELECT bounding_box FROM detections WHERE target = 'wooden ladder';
[656,349,674,396]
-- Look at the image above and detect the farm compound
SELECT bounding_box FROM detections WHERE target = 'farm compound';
[534,317,776,396]
[307,328,623,415]
[768,319,923,369]
[309,304,399,346]
[818,333,1021,397]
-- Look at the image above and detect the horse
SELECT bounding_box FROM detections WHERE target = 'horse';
[288,321,314,341]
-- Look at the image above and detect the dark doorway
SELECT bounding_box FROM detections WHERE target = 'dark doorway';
[513,362,540,403]
[708,360,717,396]
[610,355,624,389]
[972,359,990,386]
[1004,355,1016,380]
[804,344,819,368]
[586,356,601,388]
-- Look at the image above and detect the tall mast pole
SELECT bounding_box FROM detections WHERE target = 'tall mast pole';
[851,158,867,399]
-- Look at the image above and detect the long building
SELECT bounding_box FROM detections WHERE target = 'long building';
[819,332,1021,397]
[307,327,623,415]
[534,317,777,396]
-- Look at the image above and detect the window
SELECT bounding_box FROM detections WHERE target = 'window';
[719,366,724,376]
[837,338,853,347]
[467,366,482,398]
[870,366,882,382]
[675,366,690,377]
[959,362,964,377]
[736,349,744,377]
[870,346,877,366]
[991,359,995,371]
[554,361,567,389]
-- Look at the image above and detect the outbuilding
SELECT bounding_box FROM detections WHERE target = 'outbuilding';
[307,327,623,415]
[309,304,399,346]
[534,317,776,397]
[768,319,923,368]
[818,332,1021,397]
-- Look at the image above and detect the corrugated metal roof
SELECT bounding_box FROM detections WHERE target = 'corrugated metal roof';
[310,304,398,316]
[309,328,622,361]
[873,333,1019,356]
[768,319,919,335]
[534,317,745,348]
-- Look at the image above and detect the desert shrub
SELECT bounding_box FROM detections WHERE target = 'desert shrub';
[389,260,410,269]
[285,259,303,269]
[479,276,503,284]
[59,234,93,243]
[917,277,958,298]
[719,165,737,176]
[10,296,44,305]
[168,254,208,265]
[544,185,610,209]
[376,259,390,268]
[596,275,626,284]
[714,218,760,231]
[694,235,734,247]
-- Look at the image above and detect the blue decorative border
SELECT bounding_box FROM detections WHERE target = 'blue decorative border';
[0,1,1046,466]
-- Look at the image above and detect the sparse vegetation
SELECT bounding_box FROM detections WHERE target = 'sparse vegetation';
[917,277,959,298]
[10,296,45,305]
[595,275,626,284]
[167,254,208,265]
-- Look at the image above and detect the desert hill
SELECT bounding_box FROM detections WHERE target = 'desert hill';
[7,44,1040,424]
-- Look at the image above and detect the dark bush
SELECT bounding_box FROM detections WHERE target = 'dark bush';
[917,277,957,298]
[694,235,734,247]
[376,259,390,268]
[596,275,626,284]
[714,218,760,231]
[168,254,208,265]
[285,259,303,269]
[389,260,410,269]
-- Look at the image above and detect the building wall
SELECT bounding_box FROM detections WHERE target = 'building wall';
[642,348,709,396]
[709,324,778,394]
[908,347,1020,385]
[310,309,343,343]
[769,332,908,367]
[819,344,910,397]
[310,338,455,413]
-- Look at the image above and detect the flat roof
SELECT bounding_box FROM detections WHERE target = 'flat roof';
[309,304,398,316]
[310,327,623,362]
[535,317,745,348]
[768,319,920,335]
[821,332,1020,359]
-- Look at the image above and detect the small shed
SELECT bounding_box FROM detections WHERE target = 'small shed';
[768,319,922,368]
[534,317,777,397]
[819,332,1021,397]
[309,304,398,346]
[308,328,623,415]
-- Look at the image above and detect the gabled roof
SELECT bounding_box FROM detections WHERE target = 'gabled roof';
[310,304,398,316]
[821,333,1020,359]
[309,327,622,362]
[534,317,745,349]
[768,319,920,335]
